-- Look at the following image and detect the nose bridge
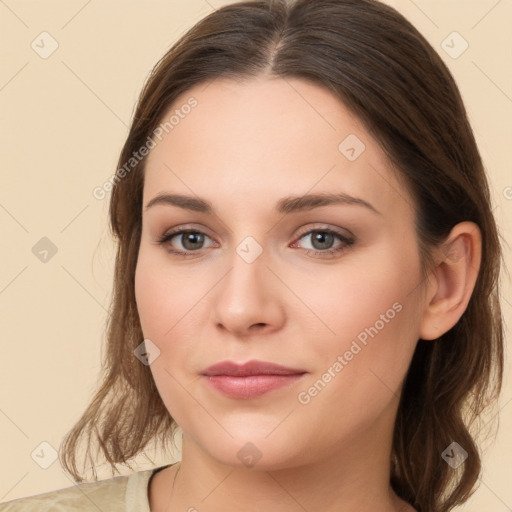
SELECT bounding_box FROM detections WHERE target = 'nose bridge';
[223,233,270,302]
[211,232,285,333]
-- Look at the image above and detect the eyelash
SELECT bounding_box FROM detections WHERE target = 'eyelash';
[155,226,355,259]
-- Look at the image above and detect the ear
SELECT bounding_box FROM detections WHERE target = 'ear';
[419,221,482,341]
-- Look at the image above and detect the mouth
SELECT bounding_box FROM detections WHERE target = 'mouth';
[200,360,308,399]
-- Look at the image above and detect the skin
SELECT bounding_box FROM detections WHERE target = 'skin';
[134,76,482,512]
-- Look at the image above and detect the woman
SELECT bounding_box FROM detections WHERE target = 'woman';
[1,0,504,511]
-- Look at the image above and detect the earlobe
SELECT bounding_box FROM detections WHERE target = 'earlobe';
[419,222,482,341]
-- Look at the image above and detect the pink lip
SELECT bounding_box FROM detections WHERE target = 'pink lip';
[202,360,306,376]
[201,360,307,399]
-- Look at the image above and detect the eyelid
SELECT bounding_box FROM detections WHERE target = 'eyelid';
[156,223,217,241]
[156,222,353,242]
[155,222,355,259]
[293,222,354,240]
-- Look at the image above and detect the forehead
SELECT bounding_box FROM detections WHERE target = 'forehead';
[142,76,414,220]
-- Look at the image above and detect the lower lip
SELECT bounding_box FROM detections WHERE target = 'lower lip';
[202,374,306,399]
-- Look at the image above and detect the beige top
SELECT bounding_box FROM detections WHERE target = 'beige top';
[0,464,172,512]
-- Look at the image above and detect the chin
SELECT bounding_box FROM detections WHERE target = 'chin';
[195,433,309,471]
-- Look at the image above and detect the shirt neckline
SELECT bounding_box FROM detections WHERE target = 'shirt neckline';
[126,463,175,512]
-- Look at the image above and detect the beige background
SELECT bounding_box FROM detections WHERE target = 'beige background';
[0,0,510,509]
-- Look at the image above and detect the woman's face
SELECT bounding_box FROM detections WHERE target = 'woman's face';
[135,76,427,469]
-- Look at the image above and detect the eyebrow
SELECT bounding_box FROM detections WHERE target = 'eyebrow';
[144,192,381,216]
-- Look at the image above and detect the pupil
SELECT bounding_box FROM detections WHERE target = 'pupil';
[183,232,203,250]
[313,231,333,250]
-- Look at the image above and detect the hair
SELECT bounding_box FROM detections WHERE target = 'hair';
[58,1,506,511]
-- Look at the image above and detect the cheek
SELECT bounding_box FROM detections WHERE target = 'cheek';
[134,248,211,374]
[294,247,421,409]
[295,246,419,352]
[294,283,419,445]
[134,248,178,339]
[134,257,199,423]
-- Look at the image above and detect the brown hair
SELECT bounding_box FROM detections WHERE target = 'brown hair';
[59,1,505,511]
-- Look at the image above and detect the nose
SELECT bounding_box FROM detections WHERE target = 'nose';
[210,245,286,338]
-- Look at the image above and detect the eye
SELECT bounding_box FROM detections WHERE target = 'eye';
[155,225,355,259]
[292,227,355,258]
[156,229,216,256]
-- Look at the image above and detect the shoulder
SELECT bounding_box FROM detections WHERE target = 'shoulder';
[0,467,159,512]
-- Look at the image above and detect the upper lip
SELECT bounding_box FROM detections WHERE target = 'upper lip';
[201,360,307,377]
